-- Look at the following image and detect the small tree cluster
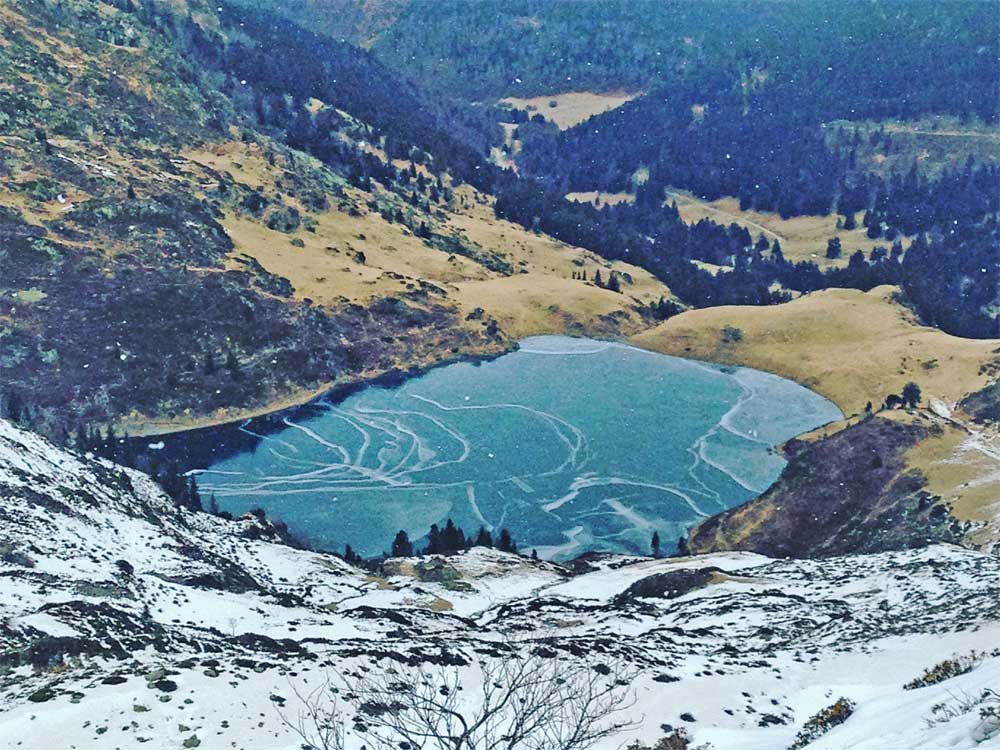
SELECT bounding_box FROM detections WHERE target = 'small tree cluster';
[883,381,921,410]
[158,468,203,512]
[594,269,622,293]
[388,520,517,559]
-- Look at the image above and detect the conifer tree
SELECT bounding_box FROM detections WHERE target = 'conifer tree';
[425,524,442,555]
[391,530,413,558]
[442,519,465,553]
[474,526,494,548]
[496,529,516,553]
[825,237,842,259]
[186,477,203,512]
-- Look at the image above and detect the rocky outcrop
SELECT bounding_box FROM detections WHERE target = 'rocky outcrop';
[612,567,722,605]
[685,416,965,558]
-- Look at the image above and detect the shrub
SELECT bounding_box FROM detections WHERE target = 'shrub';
[626,728,713,749]
[266,205,301,233]
[926,687,998,732]
[904,652,984,690]
[789,698,855,749]
[721,325,744,344]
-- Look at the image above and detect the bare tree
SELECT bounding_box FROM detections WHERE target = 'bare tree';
[277,674,346,750]
[277,643,639,750]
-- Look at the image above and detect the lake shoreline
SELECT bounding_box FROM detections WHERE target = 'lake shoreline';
[187,335,842,559]
[120,340,516,439]
[124,329,851,452]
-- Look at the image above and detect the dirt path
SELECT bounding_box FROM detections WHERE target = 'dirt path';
[664,190,785,241]
[881,124,1000,139]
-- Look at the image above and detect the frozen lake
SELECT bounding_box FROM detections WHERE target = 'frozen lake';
[193,336,842,559]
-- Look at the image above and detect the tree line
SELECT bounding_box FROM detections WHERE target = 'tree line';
[494,165,998,338]
[385,519,520,560]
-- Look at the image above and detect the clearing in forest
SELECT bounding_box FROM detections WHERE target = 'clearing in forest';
[501,90,640,130]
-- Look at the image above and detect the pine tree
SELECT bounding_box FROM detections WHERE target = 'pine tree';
[770,239,785,265]
[593,269,604,289]
[425,524,442,555]
[5,390,23,424]
[651,531,661,558]
[474,526,494,548]
[496,529,516,553]
[606,272,621,293]
[186,477,203,512]
[442,519,465,553]
[104,425,117,460]
[160,464,185,504]
[391,530,413,558]
[825,237,842,259]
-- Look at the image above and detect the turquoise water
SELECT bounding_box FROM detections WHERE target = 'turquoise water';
[195,336,841,560]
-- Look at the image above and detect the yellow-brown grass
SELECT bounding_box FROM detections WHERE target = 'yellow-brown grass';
[501,91,640,130]
[565,191,635,206]
[902,417,1000,549]
[186,142,675,346]
[444,189,673,338]
[631,285,999,415]
[665,190,907,268]
[565,187,901,266]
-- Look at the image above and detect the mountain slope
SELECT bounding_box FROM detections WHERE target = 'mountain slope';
[0,0,674,440]
[1,418,999,749]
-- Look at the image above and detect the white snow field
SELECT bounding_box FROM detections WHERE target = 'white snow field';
[1,418,997,749]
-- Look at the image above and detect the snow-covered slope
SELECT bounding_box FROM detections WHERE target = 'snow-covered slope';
[1,419,998,749]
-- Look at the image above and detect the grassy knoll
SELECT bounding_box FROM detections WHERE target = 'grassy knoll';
[665,190,902,268]
[187,140,675,342]
[631,285,999,416]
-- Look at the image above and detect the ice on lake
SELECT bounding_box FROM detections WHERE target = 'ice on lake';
[195,336,842,560]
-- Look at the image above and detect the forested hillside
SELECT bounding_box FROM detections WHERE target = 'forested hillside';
[318,0,999,338]
[2,0,997,455]
[372,0,997,112]
[0,0,671,443]
[0,0,510,439]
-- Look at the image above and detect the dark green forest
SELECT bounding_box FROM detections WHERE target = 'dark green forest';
[245,0,998,337]
[225,2,1000,337]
